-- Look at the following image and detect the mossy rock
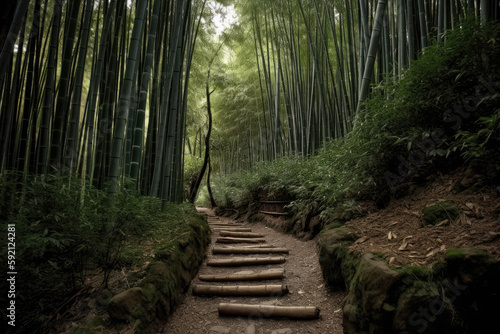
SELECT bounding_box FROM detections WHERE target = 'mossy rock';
[318,226,359,290]
[393,280,455,333]
[108,287,147,322]
[422,201,460,226]
[445,247,497,283]
[343,253,400,333]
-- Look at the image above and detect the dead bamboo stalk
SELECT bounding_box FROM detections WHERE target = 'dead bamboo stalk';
[212,247,289,255]
[192,284,288,297]
[219,231,265,238]
[198,269,285,282]
[218,303,320,320]
[207,257,286,267]
[216,237,266,244]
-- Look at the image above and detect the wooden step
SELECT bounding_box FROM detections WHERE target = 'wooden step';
[218,303,320,320]
[198,269,285,282]
[192,284,288,297]
[216,237,266,244]
[212,247,289,255]
[213,227,252,232]
[207,257,286,267]
[219,231,265,238]
[209,223,243,227]
[241,244,276,248]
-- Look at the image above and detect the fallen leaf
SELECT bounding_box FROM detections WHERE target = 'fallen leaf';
[355,236,369,244]
[426,248,440,257]
[389,257,396,265]
[435,219,449,227]
[465,202,475,210]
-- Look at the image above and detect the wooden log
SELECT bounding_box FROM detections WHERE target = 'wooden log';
[213,247,289,255]
[259,211,289,216]
[198,269,285,282]
[209,223,243,227]
[216,237,266,244]
[207,257,286,267]
[213,228,252,232]
[219,231,265,238]
[192,284,288,297]
[218,303,320,320]
[242,244,275,248]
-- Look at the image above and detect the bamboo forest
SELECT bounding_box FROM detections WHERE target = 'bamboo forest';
[1,0,499,333]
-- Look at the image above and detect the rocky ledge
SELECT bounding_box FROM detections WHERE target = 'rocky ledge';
[318,225,500,333]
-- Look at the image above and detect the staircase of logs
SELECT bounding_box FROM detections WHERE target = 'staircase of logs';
[192,213,320,321]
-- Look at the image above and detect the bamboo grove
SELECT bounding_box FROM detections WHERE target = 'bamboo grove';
[0,0,499,202]
[207,0,499,175]
[0,0,208,206]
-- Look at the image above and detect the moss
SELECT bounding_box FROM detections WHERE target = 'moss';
[85,316,106,328]
[131,305,150,322]
[431,261,447,277]
[446,248,466,260]
[322,221,344,230]
[372,252,385,261]
[422,201,461,226]
[395,265,432,287]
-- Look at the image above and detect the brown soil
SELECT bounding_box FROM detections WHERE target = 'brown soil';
[348,172,500,268]
[160,208,345,334]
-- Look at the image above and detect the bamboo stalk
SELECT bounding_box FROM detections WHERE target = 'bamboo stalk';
[210,224,244,228]
[207,257,286,267]
[192,284,288,297]
[216,237,266,244]
[242,244,276,248]
[213,228,252,232]
[198,269,285,282]
[259,211,289,216]
[218,303,320,320]
[212,247,289,255]
[219,231,265,238]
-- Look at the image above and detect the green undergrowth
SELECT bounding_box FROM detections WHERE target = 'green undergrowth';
[199,21,500,223]
[0,171,202,333]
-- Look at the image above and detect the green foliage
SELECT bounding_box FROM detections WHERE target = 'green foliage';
[204,21,500,223]
[422,201,461,226]
[0,172,198,332]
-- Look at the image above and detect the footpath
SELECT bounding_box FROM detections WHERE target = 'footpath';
[161,209,344,334]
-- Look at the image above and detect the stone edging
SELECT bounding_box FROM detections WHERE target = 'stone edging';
[106,213,211,333]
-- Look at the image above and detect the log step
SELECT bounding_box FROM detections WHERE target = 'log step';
[198,269,285,282]
[218,303,320,320]
[241,244,276,248]
[192,284,288,297]
[209,223,243,227]
[213,228,252,232]
[207,257,286,267]
[213,247,289,255]
[219,231,265,238]
[216,237,266,244]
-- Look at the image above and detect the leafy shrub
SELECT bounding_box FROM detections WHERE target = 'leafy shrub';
[0,172,198,332]
[205,21,500,218]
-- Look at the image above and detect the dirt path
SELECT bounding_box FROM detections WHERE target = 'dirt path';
[160,209,345,334]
